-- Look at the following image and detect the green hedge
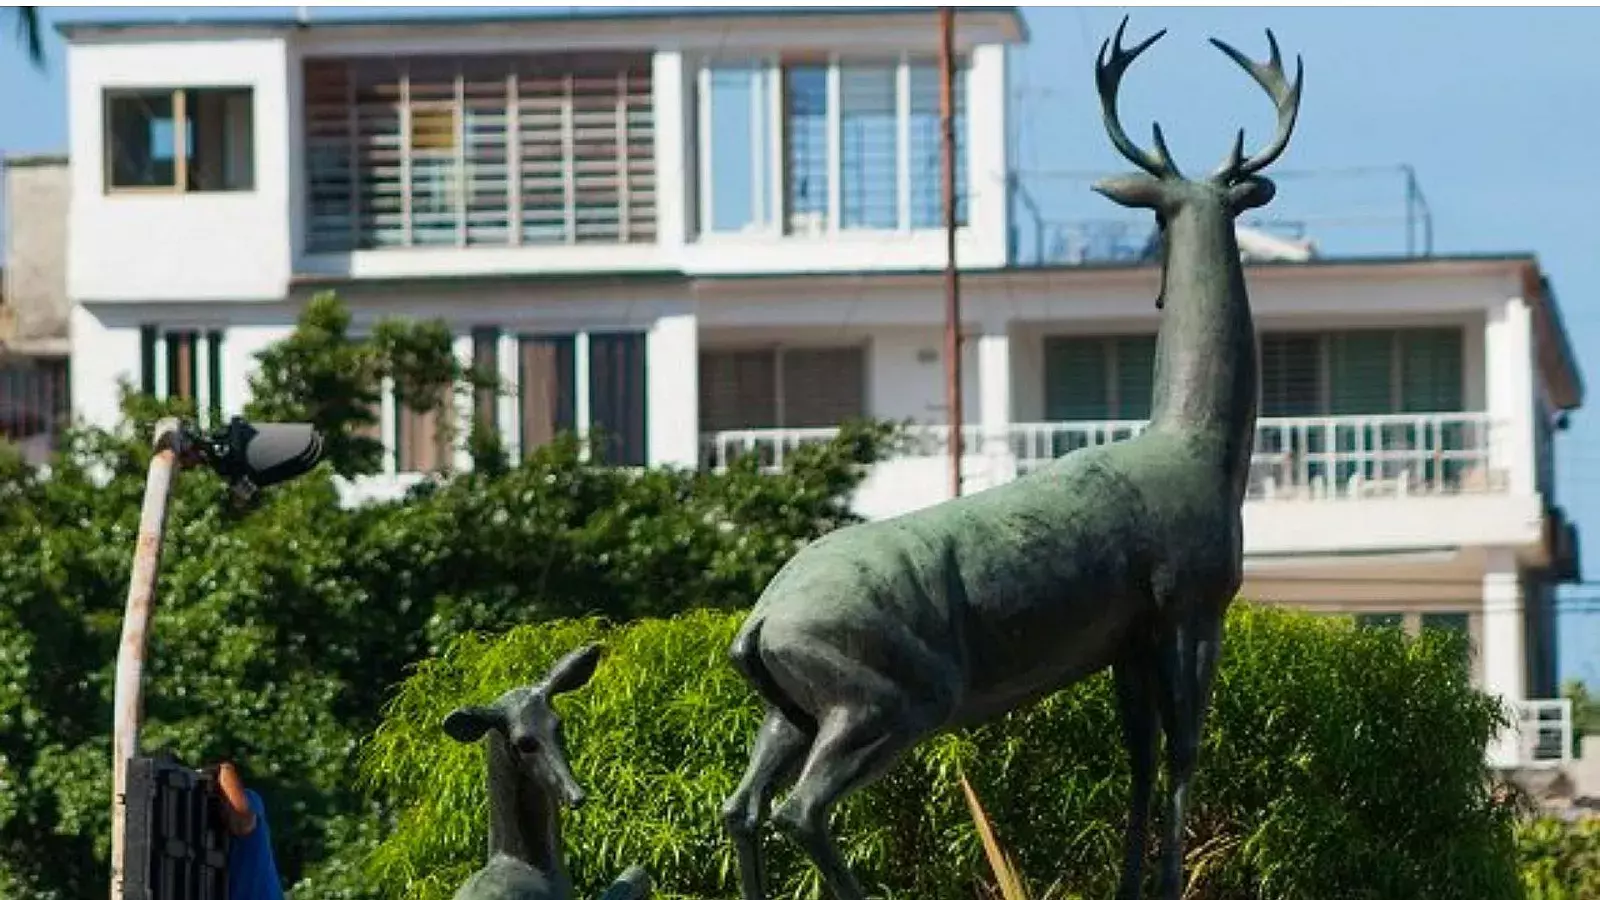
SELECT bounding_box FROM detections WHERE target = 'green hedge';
[1517,816,1600,900]
[358,605,1521,900]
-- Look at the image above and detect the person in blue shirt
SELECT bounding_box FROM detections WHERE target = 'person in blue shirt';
[215,761,284,900]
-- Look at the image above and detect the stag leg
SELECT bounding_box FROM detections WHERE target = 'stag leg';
[723,708,811,900]
[1114,657,1159,900]
[771,704,929,900]
[1152,621,1197,900]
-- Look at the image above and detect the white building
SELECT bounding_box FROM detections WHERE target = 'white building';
[60,8,1583,768]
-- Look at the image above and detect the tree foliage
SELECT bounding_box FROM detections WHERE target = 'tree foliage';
[355,606,1521,900]
[0,295,891,897]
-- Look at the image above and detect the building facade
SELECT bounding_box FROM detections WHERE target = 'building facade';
[60,8,1583,767]
[1,155,73,465]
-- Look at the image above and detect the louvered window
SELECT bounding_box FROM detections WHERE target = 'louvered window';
[698,345,866,431]
[305,53,655,252]
[1259,328,1463,415]
[1043,336,1157,422]
[698,57,967,235]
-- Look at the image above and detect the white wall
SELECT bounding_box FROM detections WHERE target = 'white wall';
[67,38,293,303]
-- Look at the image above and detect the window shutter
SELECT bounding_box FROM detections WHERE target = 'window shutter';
[140,325,158,395]
[1259,333,1322,417]
[1044,337,1110,421]
[781,347,866,428]
[1328,331,1395,415]
[1399,328,1463,412]
[206,330,224,424]
[1113,336,1157,420]
[165,331,199,404]
[519,335,576,454]
[699,349,778,432]
[908,61,968,228]
[589,333,648,465]
[471,327,500,432]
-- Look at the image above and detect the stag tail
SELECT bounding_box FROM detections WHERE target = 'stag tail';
[729,618,819,736]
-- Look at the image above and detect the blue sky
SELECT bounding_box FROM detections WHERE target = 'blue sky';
[4,6,1598,687]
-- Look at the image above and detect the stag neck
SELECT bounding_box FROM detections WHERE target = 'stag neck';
[1146,202,1259,495]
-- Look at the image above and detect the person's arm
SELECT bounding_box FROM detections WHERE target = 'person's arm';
[216,762,258,837]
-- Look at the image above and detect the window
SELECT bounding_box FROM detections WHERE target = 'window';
[699,345,866,432]
[784,64,830,234]
[105,88,254,192]
[1260,328,1464,417]
[0,359,70,466]
[471,327,500,434]
[139,327,225,423]
[1355,613,1404,630]
[516,331,647,466]
[698,57,967,236]
[1043,336,1156,422]
[589,334,648,466]
[395,387,453,475]
[304,53,655,252]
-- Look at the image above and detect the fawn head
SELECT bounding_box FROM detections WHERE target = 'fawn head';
[1091,16,1304,269]
[443,643,603,809]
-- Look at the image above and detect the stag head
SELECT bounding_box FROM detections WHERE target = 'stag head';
[1092,16,1304,220]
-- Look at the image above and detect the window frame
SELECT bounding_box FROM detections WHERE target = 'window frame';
[102,86,256,195]
[694,53,970,239]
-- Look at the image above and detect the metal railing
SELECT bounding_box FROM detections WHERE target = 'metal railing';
[1514,699,1574,769]
[702,412,1505,501]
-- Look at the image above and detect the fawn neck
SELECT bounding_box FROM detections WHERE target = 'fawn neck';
[1147,198,1260,499]
[484,731,566,882]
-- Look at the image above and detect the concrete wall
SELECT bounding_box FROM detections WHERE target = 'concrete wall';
[66,37,294,303]
[2,156,70,353]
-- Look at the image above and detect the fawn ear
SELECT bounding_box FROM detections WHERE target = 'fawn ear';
[442,706,500,743]
[544,644,602,696]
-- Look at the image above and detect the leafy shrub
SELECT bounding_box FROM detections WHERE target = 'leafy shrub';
[358,604,1521,900]
[0,397,891,896]
[1517,816,1600,900]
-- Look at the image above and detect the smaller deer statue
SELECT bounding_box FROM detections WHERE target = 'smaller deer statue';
[443,643,651,900]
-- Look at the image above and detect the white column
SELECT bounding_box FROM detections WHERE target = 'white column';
[965,43,1010,268]
[451,332,474,472]
[647,307,699,468]
[652,50,692,253]
[498,332,521,460]
[1481,546,1526,768]
[976,320,1014,488]
[1484,297,1536,496]
[379,374,398,477]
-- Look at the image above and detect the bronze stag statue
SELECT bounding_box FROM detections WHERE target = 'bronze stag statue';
[720,17,1302,900]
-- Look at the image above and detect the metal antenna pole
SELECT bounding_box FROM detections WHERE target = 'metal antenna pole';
[939,6,963,499]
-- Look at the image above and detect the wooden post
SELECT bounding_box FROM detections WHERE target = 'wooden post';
[939,7,963,499]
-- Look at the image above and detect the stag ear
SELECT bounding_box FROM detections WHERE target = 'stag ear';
[442,705,501,743]
[1227,175,1275,214]
[1092,173,1166,211]
[543,643,602,696]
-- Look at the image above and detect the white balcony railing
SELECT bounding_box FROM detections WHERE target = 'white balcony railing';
[1514,699,1574,769]
[702,412,1506,501]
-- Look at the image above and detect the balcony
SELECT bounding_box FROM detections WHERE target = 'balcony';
[703,412,1505,502]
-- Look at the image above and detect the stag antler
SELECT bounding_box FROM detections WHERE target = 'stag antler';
[1095,16,1182,179]
[1209,29,1304,182]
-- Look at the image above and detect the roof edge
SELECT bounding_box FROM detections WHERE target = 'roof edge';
[58,7,1028,44]
[1522,264,1586,412]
